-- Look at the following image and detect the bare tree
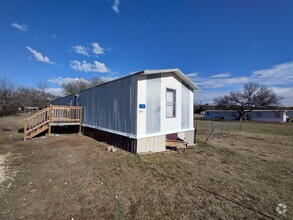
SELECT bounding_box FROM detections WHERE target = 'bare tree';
[214,82,281,120]
[61,79,91,95]
[15,86,55,109]
[0,77,60,115]
[35,81,56,108]
[91,76,106,87]
[36,80,48,94]
[61,77,107,95]
[0,77,17,116]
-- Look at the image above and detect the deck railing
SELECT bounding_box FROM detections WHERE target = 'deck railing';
[51,105,82,122]
[24,105,82,140]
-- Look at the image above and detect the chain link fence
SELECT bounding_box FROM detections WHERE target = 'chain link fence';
[195,120,244,142]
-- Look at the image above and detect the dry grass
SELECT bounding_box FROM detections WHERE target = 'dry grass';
[196,119,293,136]
[0,116,292,219]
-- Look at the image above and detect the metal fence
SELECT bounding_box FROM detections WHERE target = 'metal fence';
[195,120,244,141]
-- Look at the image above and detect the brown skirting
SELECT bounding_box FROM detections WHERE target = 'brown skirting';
[166,133,178,140]
[82,126,137,153]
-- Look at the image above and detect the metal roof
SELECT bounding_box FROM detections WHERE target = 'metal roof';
[52,68,198,102]
[139,68,198,90]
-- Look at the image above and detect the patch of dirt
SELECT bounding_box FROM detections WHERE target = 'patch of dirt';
[0,153,9,184]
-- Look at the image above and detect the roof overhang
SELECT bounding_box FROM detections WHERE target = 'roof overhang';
[138,68,198,90]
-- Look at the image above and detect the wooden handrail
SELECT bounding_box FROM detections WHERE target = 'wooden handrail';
[25,107,50,120]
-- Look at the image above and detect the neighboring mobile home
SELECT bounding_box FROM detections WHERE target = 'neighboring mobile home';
[204,110,238,120]
[52,69,198,153]
[204,110,288,122]
[287,110,293,119]
[247,110,288,122]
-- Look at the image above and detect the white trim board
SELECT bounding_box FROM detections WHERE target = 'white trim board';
[82,123,194,139]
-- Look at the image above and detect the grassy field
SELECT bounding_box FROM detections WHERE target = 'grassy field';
[0,116,292,219]
[195,119,293,137]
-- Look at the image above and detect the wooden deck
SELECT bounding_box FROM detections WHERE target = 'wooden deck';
[24,105,82,140]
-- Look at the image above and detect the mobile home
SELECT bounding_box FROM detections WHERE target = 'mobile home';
[52,69,197,153]
[204,110,288,122]
[204,110,238,120]
[287,110,293,120]
[247,110,287,122]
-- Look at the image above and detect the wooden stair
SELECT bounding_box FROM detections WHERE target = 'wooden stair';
[26,124,49,139]
[166,139,188,151]
[24,105,82,141]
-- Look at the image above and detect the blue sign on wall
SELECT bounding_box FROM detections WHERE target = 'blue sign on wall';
[139,104,146,109]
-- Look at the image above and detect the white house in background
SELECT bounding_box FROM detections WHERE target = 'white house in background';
[204,110,288,122]
[52,68,198,153]
[247,110,288,122]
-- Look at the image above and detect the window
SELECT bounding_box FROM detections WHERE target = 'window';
[166,88,176,118]
[256,112,262,118]
[274,111,280,118]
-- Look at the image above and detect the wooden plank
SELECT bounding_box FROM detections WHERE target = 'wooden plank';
[24,119,28,141]
[48,105,52,136]
[25,107,50,120]
[166,139,187,149]
[27,124,49,139]
[79,108,82,133]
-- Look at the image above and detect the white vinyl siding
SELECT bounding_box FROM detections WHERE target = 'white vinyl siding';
[166,88,176,118]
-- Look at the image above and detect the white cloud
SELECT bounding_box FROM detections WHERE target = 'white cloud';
[26,47,56,65]
[194,89,228,105]
[252,62,293,85]
[99,76,117,82]
[51,35,57,39]
[112,0,120,13]
[270,87,293,107]
[11,22,28,32]
[72,45,90,56]
[189,62,293,90]
[210,72,231,78]
[47,76,116,96]
[186,72,199,77]
[48,76,116,86]
[91,42,104,55]
[48,77,90,86]
[46,87,64,96]
[196,76,249,89]
[72,42,105,56]
[189,61,293,106]
[70,60,109,73]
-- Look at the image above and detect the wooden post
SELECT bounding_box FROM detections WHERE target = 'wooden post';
[67,108,70,121]
[205,122,208,139]
[205,127,215,143]
[194,122,197,144]
[24,119,27,141]
[48,105,52,136]
[79,107,82,135]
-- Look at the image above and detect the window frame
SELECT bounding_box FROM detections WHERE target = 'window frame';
[166,88,176,118]
[274,111,280,118]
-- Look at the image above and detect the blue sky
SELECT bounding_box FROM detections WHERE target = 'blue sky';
[1,0,293,106]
